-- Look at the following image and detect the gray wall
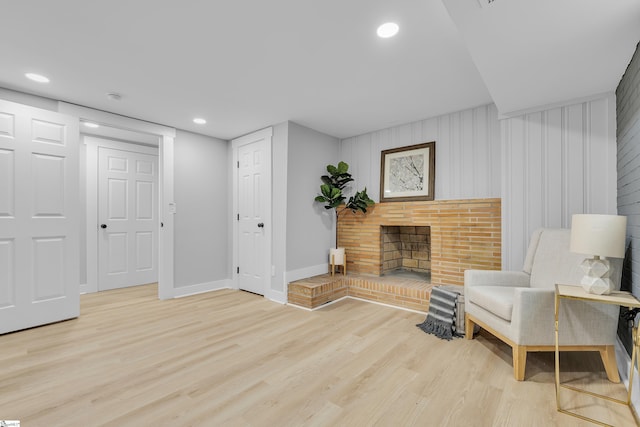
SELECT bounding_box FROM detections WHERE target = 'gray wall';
[286,122,339,271]
[617,42,640,355]
[271,122,289,293]
[174,130,229,287]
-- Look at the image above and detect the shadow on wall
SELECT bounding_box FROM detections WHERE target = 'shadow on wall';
[618,241,634,355]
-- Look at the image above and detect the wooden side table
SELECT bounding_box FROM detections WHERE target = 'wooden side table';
[555,284,640,426]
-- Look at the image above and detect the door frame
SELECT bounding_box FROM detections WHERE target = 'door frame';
[232,127,273,298]
[84,136,159,293]
[58,103,176,299]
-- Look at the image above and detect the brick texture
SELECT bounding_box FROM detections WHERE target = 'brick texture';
[337,198,502,286]
[288,273,432,311]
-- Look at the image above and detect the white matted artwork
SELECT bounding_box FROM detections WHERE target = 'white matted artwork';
[380,142,435,202]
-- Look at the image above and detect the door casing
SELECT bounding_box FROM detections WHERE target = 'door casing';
[59,102,176,299]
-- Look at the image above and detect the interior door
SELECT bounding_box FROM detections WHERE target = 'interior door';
[237,138,269,295]
[0,99,79,334]
[98,146,158,290]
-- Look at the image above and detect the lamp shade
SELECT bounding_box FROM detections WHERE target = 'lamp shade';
[570,214,627,258]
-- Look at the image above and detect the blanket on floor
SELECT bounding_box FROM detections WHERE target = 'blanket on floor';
[416,286,460,340]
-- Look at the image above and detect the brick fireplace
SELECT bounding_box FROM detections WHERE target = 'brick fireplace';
[337,198,501,286]
[381,226,431,276]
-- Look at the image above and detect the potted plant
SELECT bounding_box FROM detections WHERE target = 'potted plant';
[314,161,375,273]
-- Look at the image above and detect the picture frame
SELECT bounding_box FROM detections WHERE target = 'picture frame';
[380,142,435,202]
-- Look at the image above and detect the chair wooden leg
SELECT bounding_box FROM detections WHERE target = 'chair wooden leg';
[600,345,621,383]
[465,314,475,340]
[513,345,527,381]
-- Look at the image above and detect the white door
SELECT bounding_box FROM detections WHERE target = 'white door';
[0,99,79,334]
[98,147,158,290]
[235,129,272,295]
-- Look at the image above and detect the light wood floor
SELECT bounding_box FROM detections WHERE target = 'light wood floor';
[1,284,636,426]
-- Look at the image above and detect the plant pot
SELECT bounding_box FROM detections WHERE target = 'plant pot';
[330,247,345,265]
[329,247,346,276]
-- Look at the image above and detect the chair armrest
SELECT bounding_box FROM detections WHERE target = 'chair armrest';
[464,270,530,288]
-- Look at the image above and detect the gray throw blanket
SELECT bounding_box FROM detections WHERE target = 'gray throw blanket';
[416,286,460,340]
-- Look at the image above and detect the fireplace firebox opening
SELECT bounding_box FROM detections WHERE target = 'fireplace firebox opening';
[380,226,431,281]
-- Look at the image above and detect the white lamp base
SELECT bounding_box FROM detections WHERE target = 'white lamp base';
[579,257,613,295]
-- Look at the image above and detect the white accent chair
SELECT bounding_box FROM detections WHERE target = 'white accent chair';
[464,228,622,381]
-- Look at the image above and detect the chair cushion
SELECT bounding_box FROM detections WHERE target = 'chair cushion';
[468,286,518,322]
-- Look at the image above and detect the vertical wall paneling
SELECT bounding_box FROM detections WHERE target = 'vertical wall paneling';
[339,104,501,202]
[503,95,617,270]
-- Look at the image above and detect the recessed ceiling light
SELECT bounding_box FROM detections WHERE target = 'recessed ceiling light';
[377,22,399,38]
[83,122,100,129]
[193,118,207,125]
[25,73,50,83]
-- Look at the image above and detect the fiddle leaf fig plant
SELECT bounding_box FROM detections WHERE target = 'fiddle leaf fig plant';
[315,161,375,248]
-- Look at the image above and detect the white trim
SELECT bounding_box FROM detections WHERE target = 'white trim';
[58,102,176,138]
[158,135,175,300]
[267,289,287,305]
[79,284,89,295]
[173,280,233,298]
[83,136,159,294]
[497,91,614,119]
[85,135,159,155]
[347,296,427,315]
[285,264,329,284]
[65,104,175,301]
[231,127,273,298]
[85,136,99,294]
[615,336,640,414]
[287,296,427,315]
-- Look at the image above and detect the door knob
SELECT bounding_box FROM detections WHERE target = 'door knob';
[100,224,107,229]
[257,223,264,228]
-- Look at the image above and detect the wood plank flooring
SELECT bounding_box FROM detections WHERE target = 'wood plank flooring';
[0,284,636,426]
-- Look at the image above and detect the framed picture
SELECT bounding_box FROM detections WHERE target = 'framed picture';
[380,142,435,202]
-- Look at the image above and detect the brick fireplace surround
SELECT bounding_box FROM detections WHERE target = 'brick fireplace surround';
[287,198,501,311]
[338,198,501,287]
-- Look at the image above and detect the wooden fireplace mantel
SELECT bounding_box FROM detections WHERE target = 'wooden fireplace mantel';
[337,198,501,286]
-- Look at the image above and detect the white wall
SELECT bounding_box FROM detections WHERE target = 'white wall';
[286,122,339,273]
[174,130,230,292]
[340,104,501,201]
[338,98,617,273]
[502,95,617,270]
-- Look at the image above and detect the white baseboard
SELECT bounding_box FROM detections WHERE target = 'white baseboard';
[173,279,232,298]
[79,283,89,294]
[287,296,427,315]
[285,264,328,284]
[615,336,640,414]
[268,289,287,305]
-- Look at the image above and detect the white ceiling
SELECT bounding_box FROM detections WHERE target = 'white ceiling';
[0,1,638,140]
[443,0,640,116]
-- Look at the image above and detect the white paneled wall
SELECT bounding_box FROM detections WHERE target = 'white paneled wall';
[502,95,617,270]
[340,104,501,201]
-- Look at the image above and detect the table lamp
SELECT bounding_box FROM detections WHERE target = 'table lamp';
[570,214,627,294]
